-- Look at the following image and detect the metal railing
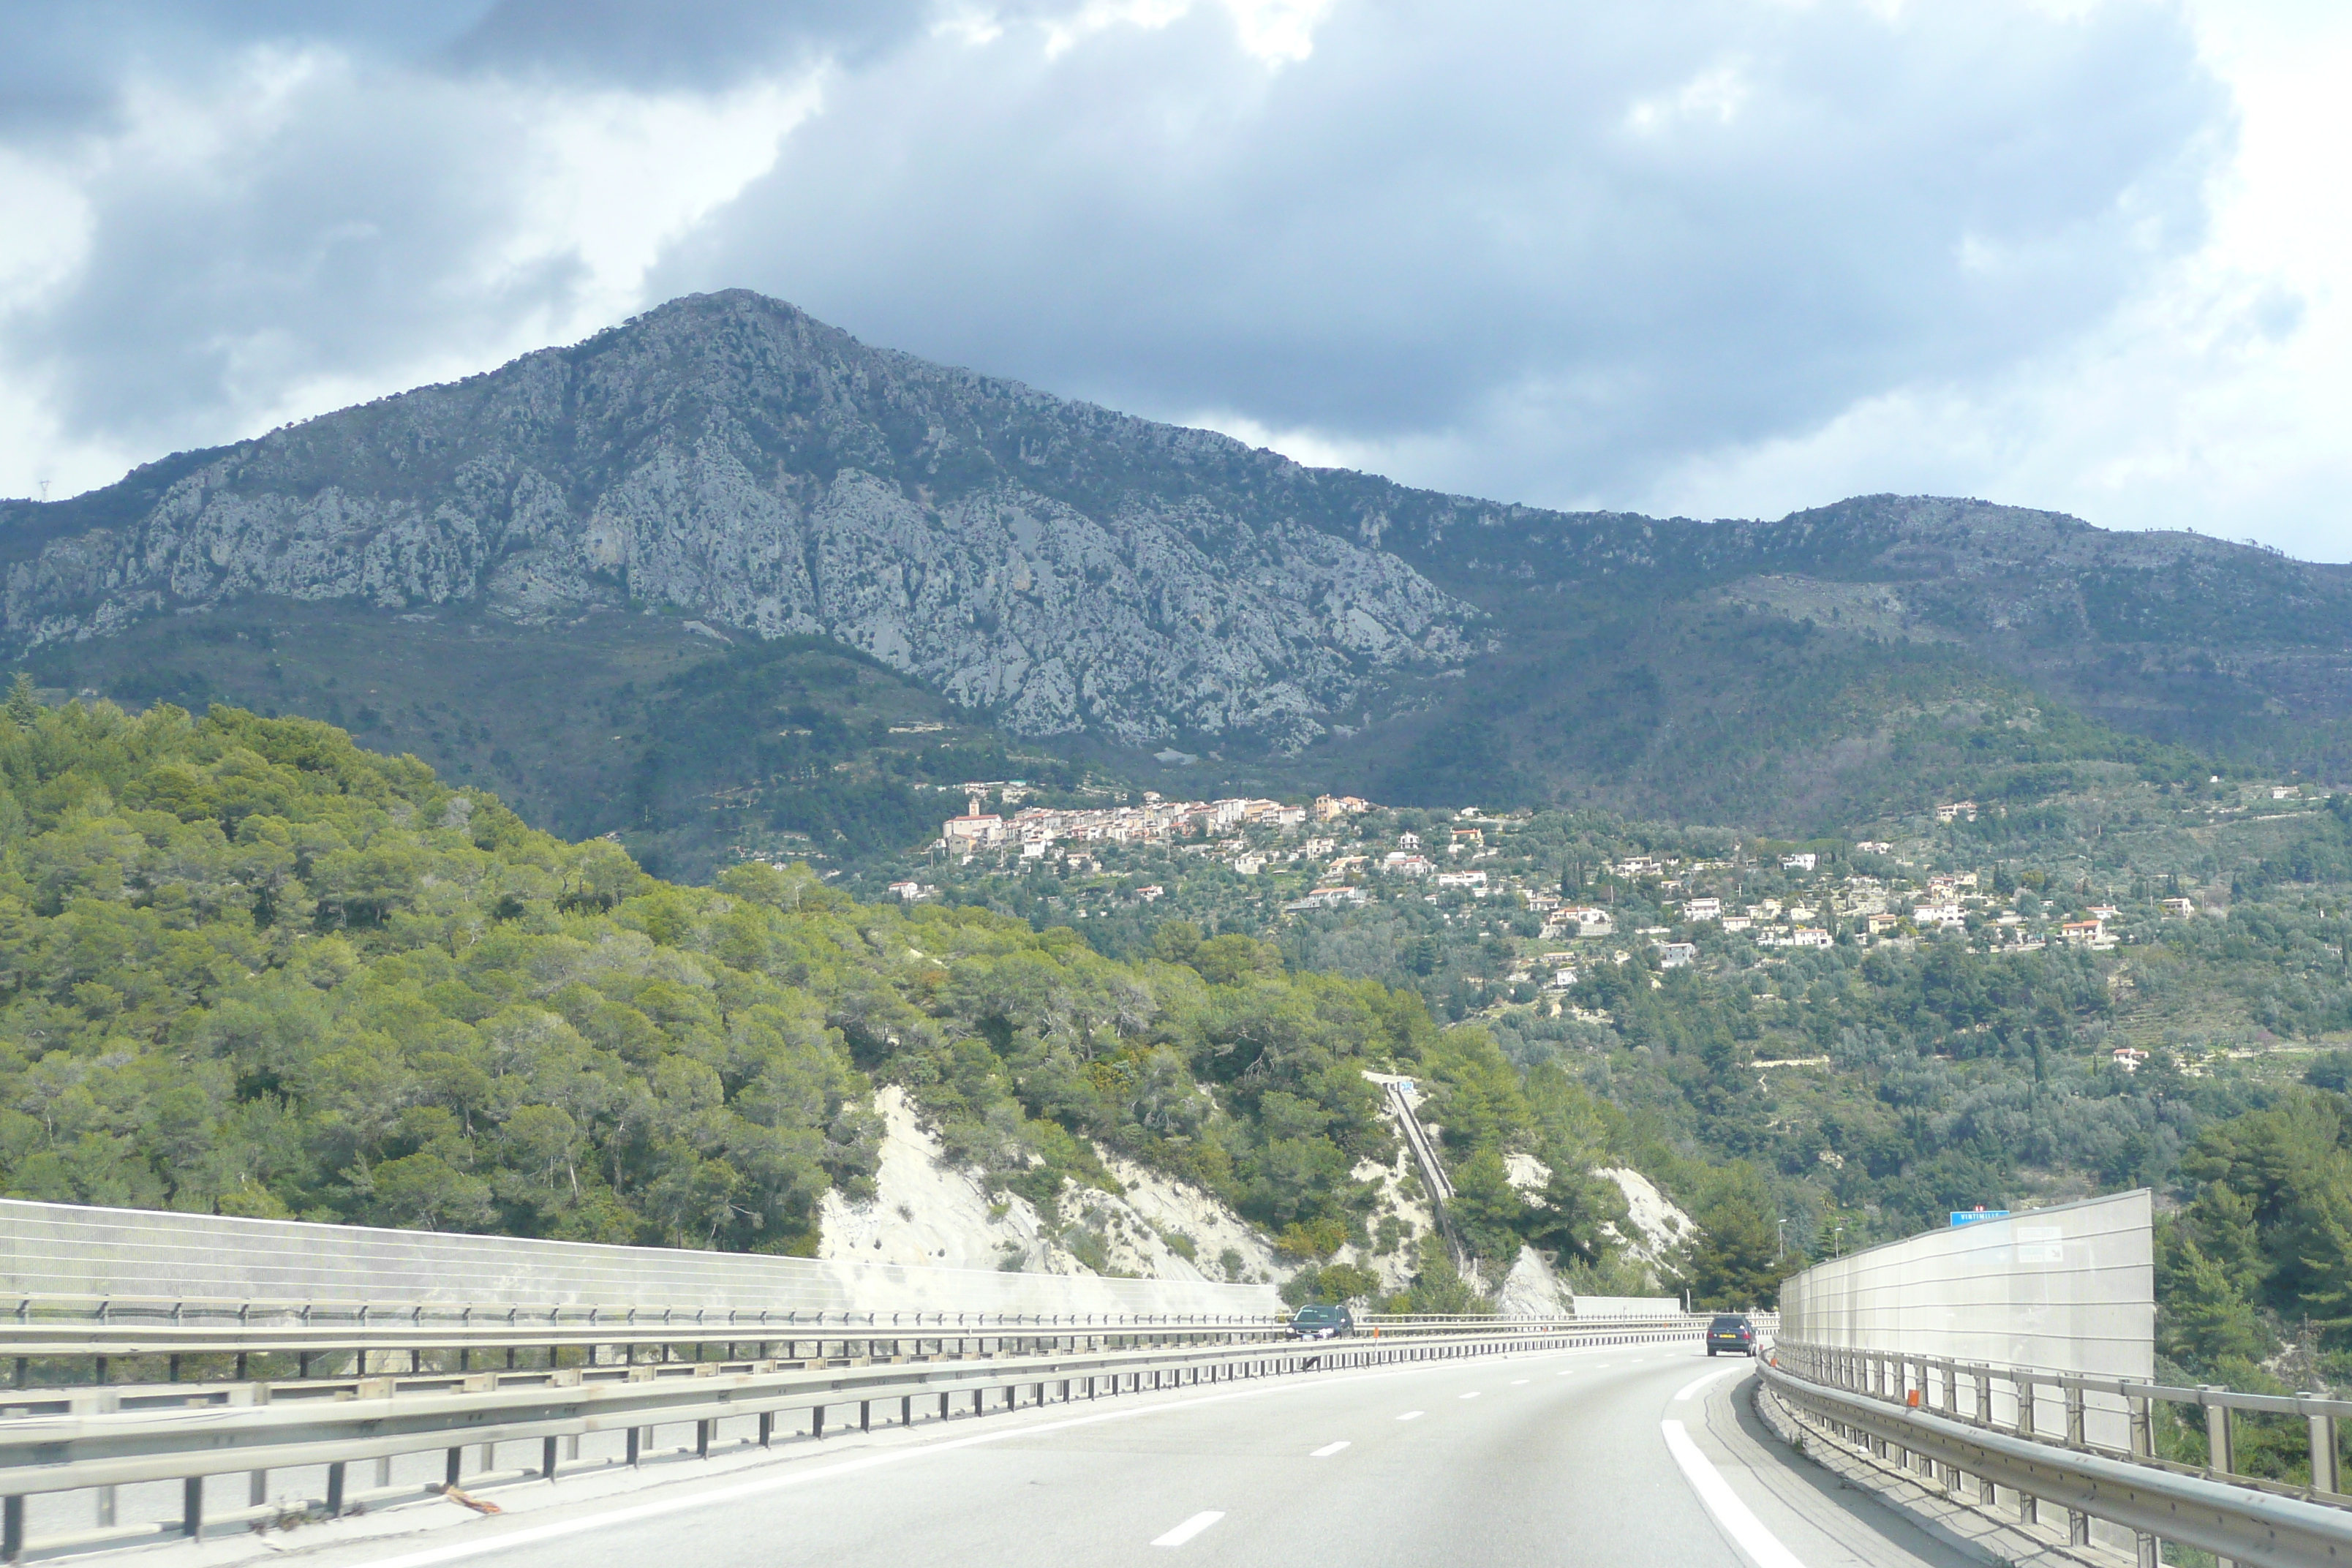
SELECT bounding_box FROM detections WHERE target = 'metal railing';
[1763,1340,2352,1568]
[0,1317,1705,1561]
[0,1294,1697,1390]
[0,1293,1287,1384]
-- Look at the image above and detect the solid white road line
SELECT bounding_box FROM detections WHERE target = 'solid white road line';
[1151,1512,1226,1548]
[1660,1421,1805,1568]
[1310,1441,1351,1458]
[1674,1366,1745,1403]
[1397,1411,1425,1421]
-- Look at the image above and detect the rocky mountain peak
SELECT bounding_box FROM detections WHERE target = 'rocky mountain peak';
[0,291,1477,752]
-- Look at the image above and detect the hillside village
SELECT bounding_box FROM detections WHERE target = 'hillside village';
[876,782,2307,995]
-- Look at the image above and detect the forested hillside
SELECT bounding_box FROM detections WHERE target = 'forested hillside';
[10,683,2345,1363]
[0,687,1670,1305]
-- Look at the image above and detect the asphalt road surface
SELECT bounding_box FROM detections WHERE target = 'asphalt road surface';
[271,1342,1978,1568]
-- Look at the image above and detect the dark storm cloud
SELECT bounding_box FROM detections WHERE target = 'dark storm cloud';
[0,0,2231,515]
[0,1,492,133]
[445,0,938,88]
[655,1,2227,497]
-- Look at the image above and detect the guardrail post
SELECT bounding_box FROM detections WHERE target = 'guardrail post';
[5,1495,21,1563]
[247,1469,265,1509]
[542,1436,558,1480]
[325,1462,345,1515]
[626,1427,641,1467]
[2306,1399,2340,1496]
[182,1474,203,1538]
[758,1411,773,1447]
[2015,1372,2037,1524]
[445,1448,462,1488]
[2203,1386,2234,1477]
[1975,1373,1994,1504]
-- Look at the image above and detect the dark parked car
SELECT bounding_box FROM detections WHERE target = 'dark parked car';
[1705,1314,1757,1356]
[1289,1304,1355,1340]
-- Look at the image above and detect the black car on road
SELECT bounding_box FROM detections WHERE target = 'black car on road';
[1705,1313,1758,1356]
[1289,1304,1355,1339]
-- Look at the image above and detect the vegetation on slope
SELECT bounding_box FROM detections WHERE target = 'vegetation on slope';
[0,687,1665,1301]
[914,761,2352,1333]
[2149,1081,2352,1474]
[17,603,1115,886]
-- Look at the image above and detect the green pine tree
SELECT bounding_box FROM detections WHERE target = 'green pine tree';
[4,674,39,727]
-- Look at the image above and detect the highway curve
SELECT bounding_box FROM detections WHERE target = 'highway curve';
[246,1339,1978,1568]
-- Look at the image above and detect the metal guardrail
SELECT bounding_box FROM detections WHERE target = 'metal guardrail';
[0,1297,1285,1383]
[1763,1342,2352,1568]
[0,1294,1692,1387]
[0,1318,1706,1561]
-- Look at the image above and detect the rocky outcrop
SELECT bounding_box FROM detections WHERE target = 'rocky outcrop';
[816,1087,1281,1286]
[1,291,1477,752]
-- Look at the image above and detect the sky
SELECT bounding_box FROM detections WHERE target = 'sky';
[0,0,2345,562]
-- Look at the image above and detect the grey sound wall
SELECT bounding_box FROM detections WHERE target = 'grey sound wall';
[0,1199,1281,1319]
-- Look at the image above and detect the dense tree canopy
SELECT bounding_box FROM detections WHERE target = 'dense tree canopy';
[0,696,1636,1285]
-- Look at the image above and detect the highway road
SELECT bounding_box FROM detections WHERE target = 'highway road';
[234,1341,1978,1568]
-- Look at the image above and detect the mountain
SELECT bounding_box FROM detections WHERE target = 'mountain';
[7,289,2351,848]
[1332,492,2352,815]
[0,290,1473,755]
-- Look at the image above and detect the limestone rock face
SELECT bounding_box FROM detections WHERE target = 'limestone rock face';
[1,291,1477,751]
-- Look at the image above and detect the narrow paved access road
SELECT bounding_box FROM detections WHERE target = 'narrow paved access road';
[276,1344,1978,1568]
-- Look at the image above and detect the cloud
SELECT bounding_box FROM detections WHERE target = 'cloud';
[6,0,2334,565]
[0,30,816,486]
[444,0,933,88]
[662,1,2225,497]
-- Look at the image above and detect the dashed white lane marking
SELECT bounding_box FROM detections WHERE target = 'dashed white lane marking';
[1458,1392,1481,1400]
[1661,1421,1805,1568]
[1151,1512,1226,1548]
[1557,1371,1575,1376]
[1510,1379,1529,1386]
[1310,1441,1350,1458]
[1676,1366,1745,1403]
[1397,1411,1425,1421]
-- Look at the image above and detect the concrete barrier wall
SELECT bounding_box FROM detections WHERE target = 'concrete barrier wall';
[1776,1188,2152,1464]
[0,1199,1282,1319]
